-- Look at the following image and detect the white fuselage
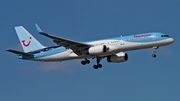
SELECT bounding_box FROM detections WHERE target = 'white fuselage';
[32,37,174,62]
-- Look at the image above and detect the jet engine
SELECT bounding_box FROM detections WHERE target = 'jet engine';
[107,52,128,63]
[88,45,107,55]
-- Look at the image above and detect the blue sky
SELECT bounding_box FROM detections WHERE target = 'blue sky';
[0,0,180,101]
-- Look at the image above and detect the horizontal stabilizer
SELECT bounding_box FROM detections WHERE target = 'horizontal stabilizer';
[6,49,34,56]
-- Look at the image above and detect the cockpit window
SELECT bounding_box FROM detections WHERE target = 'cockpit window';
[165,35,169,37]
[161,35,169,37]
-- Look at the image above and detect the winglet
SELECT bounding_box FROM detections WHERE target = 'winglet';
[35,23,42,32]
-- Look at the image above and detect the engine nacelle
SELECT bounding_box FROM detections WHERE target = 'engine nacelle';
[88,45,107,55]
[107,52,128,63]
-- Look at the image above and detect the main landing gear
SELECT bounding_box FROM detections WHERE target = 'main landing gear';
[152,46,159,58]
[93,58,102,69]
[81,59,90,65]
[81,58,103,69]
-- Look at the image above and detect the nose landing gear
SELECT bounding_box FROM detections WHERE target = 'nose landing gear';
[152,46,158,58]
[152,54,156,58]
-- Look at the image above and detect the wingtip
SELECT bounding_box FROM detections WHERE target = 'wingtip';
[6,49,9,52]
[35,23,42,32]
[14,26,24,29]
[6,49,11,51]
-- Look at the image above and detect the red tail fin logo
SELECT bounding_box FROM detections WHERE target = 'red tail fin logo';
[22,37,32,47]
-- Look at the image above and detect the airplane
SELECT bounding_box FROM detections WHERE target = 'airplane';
[6,24,174,69]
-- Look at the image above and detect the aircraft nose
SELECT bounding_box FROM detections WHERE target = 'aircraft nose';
[169,38,174,44]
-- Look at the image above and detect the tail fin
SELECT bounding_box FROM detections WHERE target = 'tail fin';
[15,26,45,52]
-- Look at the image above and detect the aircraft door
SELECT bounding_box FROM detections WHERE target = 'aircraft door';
[40,51,44,56]
[152,34,156,40]
[120,35,124,45]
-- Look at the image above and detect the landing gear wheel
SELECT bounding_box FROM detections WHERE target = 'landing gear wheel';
[97,64,102,68]
[152,54,156,58]
[85,60,90,64]
[81,59,90,65]
[93,65,98,69]
[93,64,102,69]
[81,61,86,65]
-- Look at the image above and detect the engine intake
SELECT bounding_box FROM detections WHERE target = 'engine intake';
[107,52,128,63]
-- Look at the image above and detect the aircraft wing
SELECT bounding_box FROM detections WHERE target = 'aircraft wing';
[39,32,92,55]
